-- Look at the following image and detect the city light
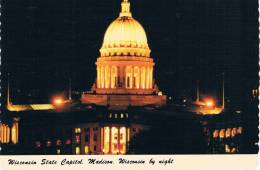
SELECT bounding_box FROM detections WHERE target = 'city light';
[204,99,215,107]
[52,97,64,107]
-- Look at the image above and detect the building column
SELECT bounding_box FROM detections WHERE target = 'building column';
[149,66,153,89]
[124,127,127,154]
[101,66,104,88]
[121,66,125,88]
[117,127,120,154]
[146,66,149,89]
[97,66,100,88]
[129,68,132,88]
[101,127,104,153]
[126,127,130,153]
[141,67,145,89]
[3,125,6,143]
[150,66,153,88]
[0,124,3,143]
[138,66,141,89]
[109,126,112,154]
[109,66,112,88]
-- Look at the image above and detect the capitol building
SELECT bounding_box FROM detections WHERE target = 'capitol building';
[0,0,246,155]
[81,0,166,108]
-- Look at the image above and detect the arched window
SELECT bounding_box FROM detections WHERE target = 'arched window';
[111,66,118,88]
[125,66,133,88]
[219,129,225,138]
[133,67,140,88]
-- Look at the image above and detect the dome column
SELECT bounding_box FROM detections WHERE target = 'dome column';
[101,66,105,88]
[150,66,153,88]
[97,66,101,88]
[146,66,149,89]
[140,66,146,89]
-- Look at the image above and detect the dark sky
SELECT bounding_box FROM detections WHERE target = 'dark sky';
[2,0,259,107]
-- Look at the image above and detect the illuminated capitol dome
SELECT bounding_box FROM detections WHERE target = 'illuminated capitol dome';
[100,1,150,58]
[81,0,166,107]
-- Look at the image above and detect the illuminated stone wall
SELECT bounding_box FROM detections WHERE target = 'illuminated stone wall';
[72,122,144,155]
[0,119,19,144]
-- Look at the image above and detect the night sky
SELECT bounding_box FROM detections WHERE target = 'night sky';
[2,0,259,107]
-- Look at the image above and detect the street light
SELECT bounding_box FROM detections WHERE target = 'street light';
[205,99,215,107]
[53,97,64,107]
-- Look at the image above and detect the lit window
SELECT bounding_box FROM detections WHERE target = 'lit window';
[219,129,225,138]
[57,149,61,154]
[103,127,110,154]
[35,141,41,148]
[115,114,118,118]
[126,113,129,118]
[75,128,81,134]
[231,128,237,137]
[46,140,52,147]
[213,130,219,138]
[231,147,236,153]
[84,145,89,154]
[75,146,80,155]
[121,113,124,118]
[225,144,230,153]
[237,127,242,134]
[75,135,80,143]
[65,139,71,145]
[225,128,231,138]
[56,139,62,146]
[109,113,112,118]
[11,122,18,144]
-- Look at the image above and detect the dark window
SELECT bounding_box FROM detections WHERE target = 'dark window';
[115,77,118,87]
[127,77,130,87]
[85,133,89,142]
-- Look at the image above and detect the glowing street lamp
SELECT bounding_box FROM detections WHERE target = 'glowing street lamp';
[53,97,64,107]
[205,99,215,107]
